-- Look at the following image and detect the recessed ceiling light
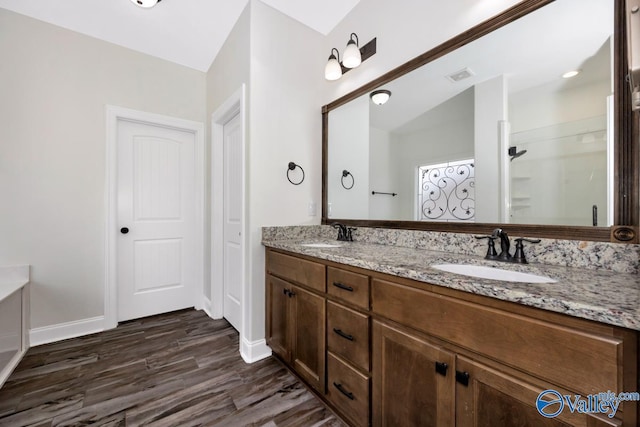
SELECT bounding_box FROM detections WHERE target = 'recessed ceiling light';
[562,70,580,79]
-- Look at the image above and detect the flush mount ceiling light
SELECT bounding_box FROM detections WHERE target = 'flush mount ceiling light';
[370,89,391,105]
[131,0,162,8]
[325,34,377,81]
[343,33,362,69]
[562,70,580,79]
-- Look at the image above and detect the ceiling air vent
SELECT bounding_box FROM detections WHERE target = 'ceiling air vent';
[446,67,475,83]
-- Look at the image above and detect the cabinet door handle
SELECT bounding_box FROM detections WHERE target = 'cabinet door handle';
[333,382,355,400]
[333,328,354,341]
[435,361,448,376]
[282,289,295,297]
[456,370,470,387]
[332,282,354,292]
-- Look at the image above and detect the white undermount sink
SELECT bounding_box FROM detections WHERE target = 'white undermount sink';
[300,243,343,248]
[431,264,557,283]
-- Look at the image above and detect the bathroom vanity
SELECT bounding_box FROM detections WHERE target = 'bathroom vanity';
[275,1,640,423]
[264,235,639,427]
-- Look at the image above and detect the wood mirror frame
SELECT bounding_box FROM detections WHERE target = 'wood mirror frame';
[321,0,639,243]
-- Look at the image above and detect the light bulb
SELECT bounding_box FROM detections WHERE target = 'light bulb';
[343,39,361,69]
[325,50,342,81]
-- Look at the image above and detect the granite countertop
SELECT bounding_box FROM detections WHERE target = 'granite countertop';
[0,265,30,303]
[263,238,640,332]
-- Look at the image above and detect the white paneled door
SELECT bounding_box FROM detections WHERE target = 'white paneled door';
[117,119,196,322]
[222,113,243,331]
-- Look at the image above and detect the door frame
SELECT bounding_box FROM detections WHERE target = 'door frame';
[104,105,205,330]
[210,86,247,331]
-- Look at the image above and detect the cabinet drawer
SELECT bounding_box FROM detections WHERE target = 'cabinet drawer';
[327,352,370,427]
[327,267,369,309]
[266,250,325,292]
[327,301,370,372]
[371,279,624,397]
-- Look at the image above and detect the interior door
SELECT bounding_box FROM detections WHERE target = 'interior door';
[117,119,196,322]
[222,112,243,331]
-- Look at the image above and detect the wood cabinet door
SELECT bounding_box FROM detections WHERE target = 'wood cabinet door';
[455,356,620,427]
[372,321,454,427]
[291,284,326,393]
[266,275,291,362]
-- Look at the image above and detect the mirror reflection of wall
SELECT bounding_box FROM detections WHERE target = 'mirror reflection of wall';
[328,96,369,219]
[326,0,614,227]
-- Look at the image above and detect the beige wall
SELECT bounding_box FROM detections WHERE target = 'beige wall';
[205,3,251,304]
[205,0,324,345]
[247,0,324,342]
[0,8,206,329]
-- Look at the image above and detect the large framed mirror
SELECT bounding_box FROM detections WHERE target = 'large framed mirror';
[322,0,638,243]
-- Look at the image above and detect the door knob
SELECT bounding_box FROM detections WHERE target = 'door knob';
[120,227,129,234]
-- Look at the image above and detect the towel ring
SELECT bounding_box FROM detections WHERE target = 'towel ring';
[287,162,305,185]
[341,170,354,190]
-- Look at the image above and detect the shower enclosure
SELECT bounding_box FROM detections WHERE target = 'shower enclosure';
[507,114,611,226]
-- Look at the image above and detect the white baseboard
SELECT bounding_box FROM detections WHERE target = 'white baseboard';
[0,348,27,389]
[29,316,105,347]
[240,337,272,364]
[202,297,223,320]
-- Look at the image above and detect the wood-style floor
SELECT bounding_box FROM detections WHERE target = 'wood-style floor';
[0,309,346,426]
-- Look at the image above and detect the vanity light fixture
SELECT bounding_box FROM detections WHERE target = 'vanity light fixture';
[324,35,377,81]
[130,0,161,8]
[343,33,362,68]
[562,70,580,78]
[370,89,391,105]
[325,48,342,81]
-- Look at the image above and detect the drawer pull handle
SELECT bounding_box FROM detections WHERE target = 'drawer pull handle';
[333,382,355,400]
[333,282,354,292]
[435,361,448,376]
[333,328,354,341]
[456,370,470,387]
